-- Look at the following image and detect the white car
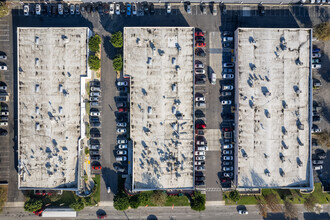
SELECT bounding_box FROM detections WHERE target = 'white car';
[312,52,321,58]
[195,151,206,156]
[223,85,233,90]
[58,4,63,15]
[90,92,100,97]
[195,165,205,171]
[196,97,205,101]
[90,111,100,116]
[223,156,233,160]
[196,156,206,160]
[221,100,232,105]
[223,74,234,79]
[312,64,321,69]
[70,4,75,15]
[117,128,127,134]
[115,4,120,15]
[196,140,206,145]
[116,156,127,161]
[110,3,114,15]
[195,69,205,74]
[0,55,7,60]
[24,5,29,16]
[116,150,127,155]
[36,4,41,15]
[223,37,233,42]
[89,96,99,101]
[238,210,248,215]
[91,87,101,92]
[223,166,234,171]
[223,144,233,149]
[132,3,137,15]
[118,144,128,149]
[0,86,7,90]
[117,81,128,86]
[223,63,234,68]
[195,161,204,166]
[0,65,7,71]
[196,146,208,151]
[116,122,127,127]
[117,139,127,144]
[167,3,171,14]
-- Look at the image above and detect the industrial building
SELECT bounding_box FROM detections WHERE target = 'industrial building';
[17,27,90,190]
[234,28,313,189]
[124,27,195,191]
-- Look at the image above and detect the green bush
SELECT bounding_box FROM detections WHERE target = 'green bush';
[0,2,9,18]
[114,193,129,211]
[150,191,167,206]
[314,22,330,41]
[110,31,123,48]
[229,190,240,202]
[89,34,101,52]
[129,195,141,209]
[190,191,205,211]
[88,56,101,71]
[84,147,89,155]
[70,198,85,211]
[24,198,43,212]
[113,55,123,71]
[139,192,150,205]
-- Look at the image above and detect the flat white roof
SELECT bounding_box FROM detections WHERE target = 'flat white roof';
[235,28,312,188]
[124,27,195,191]
[17,27,88,189]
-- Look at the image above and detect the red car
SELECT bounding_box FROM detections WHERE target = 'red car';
[118,108,127,112]
[196,42,206,47]
[33,209,43,216]
[97,213,107,219]
[195,31,204,37]
[92,165,102,170]
[195,124,206,129]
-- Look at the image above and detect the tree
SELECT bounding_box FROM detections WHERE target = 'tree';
[70,198,85,211]
[129,194,141,209]
[229,190,240,202]
[284,200,298,220]
[113,55,123,71]
[190,191,205,211]
[304,194,317,211]
[113,192,129,211]
[264,193,282,212]
[88,55,101,71]
[314,22,330,41]
[84,147,90,155]
[24,198,43,212]
[256,197,268,218]
[150,191,167,206]
[0,2,9,18]
[110,31,123,48]
[88,34,101,52]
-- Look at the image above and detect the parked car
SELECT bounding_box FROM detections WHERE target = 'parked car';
[221,100,232,105]
[312,52,321,58]
[58,4,63,15]
[223,144,233,149]
[194,161,205,166]
[195,165,205,171]
[196,176,205,181]
[313,116,321,122]
[114,164,125,172]
[312,64,321,69]
[195,31,205,37]
[117,128,127,134]
[196,156,206,160]
[223,37,233,42]
[118,108,127,112]
[0,65,7,70]
[90,111,100,116]
[119,87,128,92]
[223,68,234,74]
[90,150,100,156]
[312,58,321,64]
[90,116,99,122]
[24,5,29,16]
[115,4,120,15]
[91,133,101,138]
[36,4,41,15]
[312,160,324,165]
[195,110,205,118]
[118,144,128,149]
[166,3,171,13]
[116,156,127,161]
[91,92,100,97]
[223,150,233,155]
[196,96,205,101]
[201,2,206,14]
[132,3,137,15]
[196,42,206,47]
[90,96,99,101]
[195,172,204,177]
[223,166,234,171]
[126,3,131,15]
[90,122,101,127]
[312,124,321,133]
[117,139,127,144]
[90,101,99,106]
[238,210,248,215]
[195,124,206,129]
[116,150,127,155]
[116,122,127,127]
[223,63,234,68]
[223,74,234,79]
[195,69,206,74]
[195,62,204,68]
[195,181,205,186]
[223,156,233,160]
[110,3,114,15]
[221,91,232,96]
[196,102,206,108]
[90,144,100,150]
[223,172,233,178]
[70,4,75,14]
[222,161,233,166]
[222,85,233,90]
[75,4,80,14]
[195,36,205,42]
[223,41,233,48]
[186,2,192,14]
[150,3,155,14]
[0,86,7,90]
[316,151,326,159]
[0,54,7,60]
[91,155,101,160]
[195,151,206,156]
[314,165,323,170]
[195,48,206,57]
[91,87,101,91]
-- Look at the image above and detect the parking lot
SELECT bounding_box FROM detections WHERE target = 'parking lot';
[6,1,330,203]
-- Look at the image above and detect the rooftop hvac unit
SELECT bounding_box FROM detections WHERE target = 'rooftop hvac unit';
[35,84,40,93]
[35,36,39,44]
[36,122,40,131]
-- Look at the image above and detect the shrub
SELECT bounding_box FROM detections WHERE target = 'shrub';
[129,195,141,209]
[314,22,330,41]
[88,34,101,52]
[0,2,9,18]
[139,192,150,205]
[229,190,240,202]
[113,55,123,71]
[110,31,123,48]
[24,198,43,212]
[70,198,85,211]
[88,55,101,71]
[84,147,90,155]
[150,191,167,206]
[190,191,205,211]
[114,192,129,211]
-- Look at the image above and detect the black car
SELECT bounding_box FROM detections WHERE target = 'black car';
[195,171,204,177]
[86,4,91,13]
[196,74,206,80]
[64,4,69,15]
[201,2,206,14]
[51,5,57,15]
[196,176,205,181]
[312,160,324,165]
[98,2,103,15]
[90,116,100,122]
[150,3,155,14]
[317,151,326,160]
[195,36,205,42]
[258,4,265,15]
[120,3,126,14]
[114,164,125,172]
[90,122,101,127]
[143,2,149,14]
[195,181,205,186]
[91,133,101,138]
[195,48,206,57]
[195,79,205,85]
[90,80,100,87]
[223,41,233,48]
[1,104,8,111]
[221,113,234,120]
[91,155,101,160]
[313,116,321,122]
[47,3,51,15]
[0,129,7,136]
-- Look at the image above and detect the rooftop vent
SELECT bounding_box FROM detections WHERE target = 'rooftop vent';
[35,36,39,44]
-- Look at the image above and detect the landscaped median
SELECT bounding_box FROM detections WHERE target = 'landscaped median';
[88,34,102,77]
[23,175,101,215]
[224,183,330,218]
[113,177,205,211]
